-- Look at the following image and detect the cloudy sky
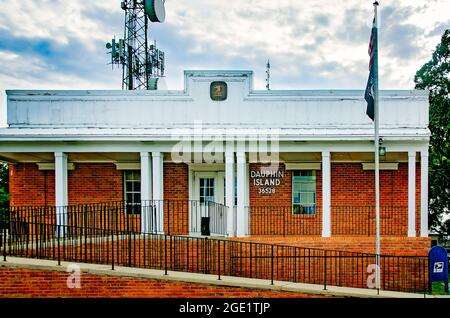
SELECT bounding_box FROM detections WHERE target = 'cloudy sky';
[0,0,449,126]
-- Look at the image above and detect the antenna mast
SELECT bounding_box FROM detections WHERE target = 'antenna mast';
[265,59,271,90]
[106,0,166,90]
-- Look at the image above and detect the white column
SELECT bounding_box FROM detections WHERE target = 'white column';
[408,151,416,237]
[140,152,152,233]
[225,152,235,237]
[55,152,68,236]
[420,150,429,237]
[322,151,331,237]
[152,152,164,234]
[236,150,248,237]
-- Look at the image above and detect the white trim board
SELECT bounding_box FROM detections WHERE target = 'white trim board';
[188,163,225,172]
[115,162,141,170]
[362,163,399,170]
[36,163,75,170]
[285,163,321,170]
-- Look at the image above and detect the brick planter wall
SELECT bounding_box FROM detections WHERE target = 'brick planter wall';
[236,236,431,256]
[0,267,321,298]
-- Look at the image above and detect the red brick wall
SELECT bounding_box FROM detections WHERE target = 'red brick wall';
[249,163,323,207]
[164,163,189,201]
[249,163,322,235]
[8,233,429,291]
[331,162,420,207]
[248,162,420,208]
[8,162,190,235]
[9,163,123,206]
[237,236,431,256]
[9,161,422,206]
[248,162,422,237]
[9,164,55,206]
[164,163,189,235]
[68,164,123,204]
[0,267,320,298]
[331,163,421,236]
[9,160,424,238]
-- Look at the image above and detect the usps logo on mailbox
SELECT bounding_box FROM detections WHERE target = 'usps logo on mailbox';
[433,262,444,273]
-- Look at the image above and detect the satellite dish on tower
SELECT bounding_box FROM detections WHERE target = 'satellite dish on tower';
[145,0,166,23]
[148,77,167,90]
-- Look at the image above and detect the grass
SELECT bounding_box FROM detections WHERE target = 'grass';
[416,281,450,295]
[430,281,450,295]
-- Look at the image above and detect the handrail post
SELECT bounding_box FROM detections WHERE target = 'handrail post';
[205,237,209,274]
[167,200,170,236]
[2,221,6,262]
[111,230,115,271]
[84,207,87,263]
[8,216,11,259]
[218,240,221,281]
[128,230,132,267]
[422,258,426,298]
[57,225,61,266]
[323,250,327,290]
[427,257,432,295]
[271,245,274,285]
[164,234,168,275]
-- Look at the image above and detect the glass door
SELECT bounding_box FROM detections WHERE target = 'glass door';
[192,173,217,235]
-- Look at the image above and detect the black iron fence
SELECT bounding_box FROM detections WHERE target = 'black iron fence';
[247,206,322,236]
[247,205,410,236]
[331,206,408,236]
[1,217,428,294]
[6,200,228,238]
[7,203,413,238]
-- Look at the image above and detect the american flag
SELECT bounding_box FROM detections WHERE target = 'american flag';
[368,17,376,70]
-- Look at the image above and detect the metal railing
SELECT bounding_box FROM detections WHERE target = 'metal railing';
[7,203,413,238]
[188,201,228,236]
[0,217,429,294]
[247,205,410,236]
[6,200,229,238]
[247,206,322,236]
[331,206,408,236]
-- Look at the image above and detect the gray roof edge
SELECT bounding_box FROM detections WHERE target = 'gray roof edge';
[5,89,429,98]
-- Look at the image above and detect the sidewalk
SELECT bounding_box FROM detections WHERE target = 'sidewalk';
[0,256,447,298]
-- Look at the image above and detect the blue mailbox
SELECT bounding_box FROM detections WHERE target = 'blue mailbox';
[428,245,449,292]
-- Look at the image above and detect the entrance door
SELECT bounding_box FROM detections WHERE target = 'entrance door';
[192,172,225,236]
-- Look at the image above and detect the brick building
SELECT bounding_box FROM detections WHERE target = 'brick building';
[0,70,431,255]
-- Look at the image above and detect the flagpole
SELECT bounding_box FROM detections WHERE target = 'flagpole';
[373,1,381,293]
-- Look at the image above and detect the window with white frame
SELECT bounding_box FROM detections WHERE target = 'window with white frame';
[124,170,141,214]
[199,177,215,203]
[292,170,316,215]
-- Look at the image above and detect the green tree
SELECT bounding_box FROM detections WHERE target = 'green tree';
[0,162,8,208]
[414,29,450,238]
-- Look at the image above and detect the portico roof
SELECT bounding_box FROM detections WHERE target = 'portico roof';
[0,127,430,142]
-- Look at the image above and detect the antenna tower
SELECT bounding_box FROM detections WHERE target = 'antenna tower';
[266,59,271,90]
[106,0,166,90]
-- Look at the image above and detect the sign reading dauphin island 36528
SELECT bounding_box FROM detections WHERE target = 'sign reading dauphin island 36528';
[250,169,284,194]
